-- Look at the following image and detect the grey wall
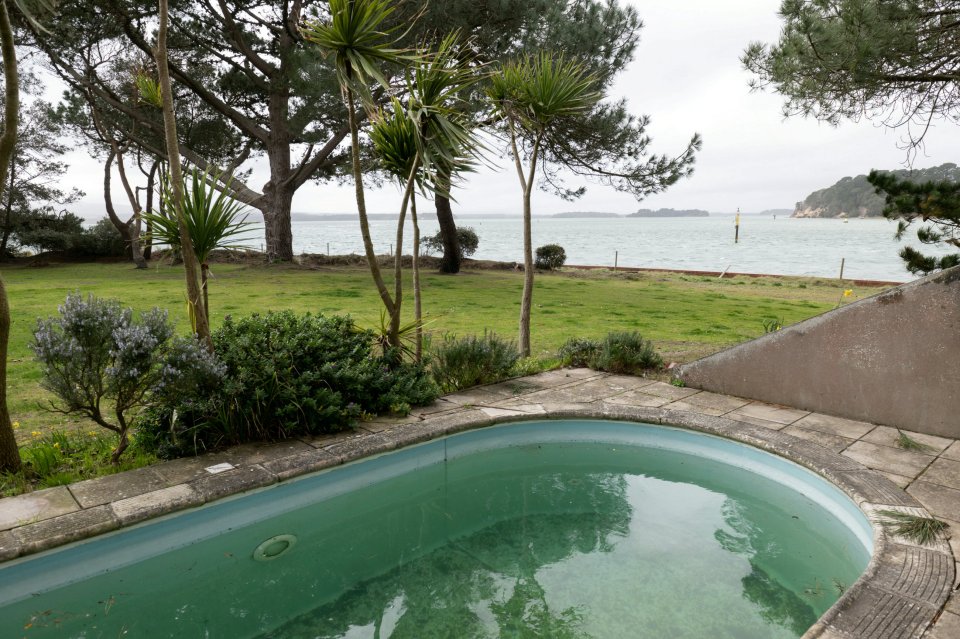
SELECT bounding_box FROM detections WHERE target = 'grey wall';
[679,267,960,439]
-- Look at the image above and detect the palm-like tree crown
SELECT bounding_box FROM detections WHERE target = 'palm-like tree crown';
[489,52,601,132]
[301,0,411,97]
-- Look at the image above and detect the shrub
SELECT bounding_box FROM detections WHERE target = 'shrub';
[535,244,566,270]
[429,332,519,393]
[590,331,663,374]
[73,219,127,257]
[31,293,221,462]
[557,337,600,367]
[422,226,479,259]
[137,311,438,457]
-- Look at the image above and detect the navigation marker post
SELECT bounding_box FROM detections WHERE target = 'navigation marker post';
[735,209,740,243]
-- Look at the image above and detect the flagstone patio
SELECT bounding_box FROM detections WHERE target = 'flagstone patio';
[0,368,957,638]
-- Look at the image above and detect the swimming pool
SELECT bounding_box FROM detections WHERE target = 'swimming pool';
[0,420,872,638]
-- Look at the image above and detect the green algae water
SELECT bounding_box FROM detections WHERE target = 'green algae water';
[0,421,871,639]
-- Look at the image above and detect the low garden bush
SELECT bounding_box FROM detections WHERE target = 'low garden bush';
[422,226,479,259]
[591,331,663,374]
[535,244,566,270]
[137,311,439,458]
[557,337,601,367]
[429,331,519,393]
[31,293,222,463]
[557,332,662,374]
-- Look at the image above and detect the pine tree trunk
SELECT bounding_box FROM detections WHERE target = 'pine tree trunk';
[155,0,212,350]
[435,189,461,274]
[0,0,22,473]
[0,153,15,257]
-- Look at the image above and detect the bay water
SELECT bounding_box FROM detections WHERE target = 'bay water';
[250,215,947,282]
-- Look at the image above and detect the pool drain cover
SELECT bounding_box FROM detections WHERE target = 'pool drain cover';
[253,534,297,561]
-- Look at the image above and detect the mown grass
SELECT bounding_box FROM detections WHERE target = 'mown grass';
[1,259,889,441]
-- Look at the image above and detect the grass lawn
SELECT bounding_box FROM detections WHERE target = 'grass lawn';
[1,259,890,441]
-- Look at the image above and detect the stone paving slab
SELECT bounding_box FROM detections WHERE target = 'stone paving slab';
[188,465,277,503]
[591,388,672,408]
[149,452,235,485]
[661,390,750,416]
[725,412,789,430]
[111,484,204,526]
[631,380,699,401]
[12,505,118,555]
[926,611,960,639]
[878,471,914,490]
[0,486,79,531]
[260,448,340,481]
[795,413,878,439]
[0,530,18,561]
[844,441,936,478]
[942,441,960,462]
[728,401,810,425]
[862,427,954,455]
[68,466,169,509]
[907,482,960,522]
[918,458,960,491]
[783,425,856,453]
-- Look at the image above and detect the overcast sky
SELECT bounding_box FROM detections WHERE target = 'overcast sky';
[63,0,960,219]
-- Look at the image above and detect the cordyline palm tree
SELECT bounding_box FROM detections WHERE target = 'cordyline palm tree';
[0,0,59,473]
[301,0,415,348]
[154,0,213,351]
[369,34,481,358]
[147,168,251,319]
[488,53,601,357]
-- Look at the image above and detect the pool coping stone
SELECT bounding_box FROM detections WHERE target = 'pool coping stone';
[0,369,957,639]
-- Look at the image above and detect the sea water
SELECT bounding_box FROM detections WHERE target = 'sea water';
[260,215,949,282]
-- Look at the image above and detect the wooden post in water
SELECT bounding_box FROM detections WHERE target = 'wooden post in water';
[734,209,740,243]
[326,242,330,255]
[839,257,845,280]
[614,251,618,272]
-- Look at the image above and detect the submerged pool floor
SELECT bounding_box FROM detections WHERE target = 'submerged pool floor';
[0,421,870,638]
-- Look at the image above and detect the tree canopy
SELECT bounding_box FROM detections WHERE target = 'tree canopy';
[743,0,960,142]
[868,169,960,274]
[29,0,654,262]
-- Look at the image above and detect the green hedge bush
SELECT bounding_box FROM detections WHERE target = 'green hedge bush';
[136,311,438,458]
[557,332,662,374]
[428,332,519,393]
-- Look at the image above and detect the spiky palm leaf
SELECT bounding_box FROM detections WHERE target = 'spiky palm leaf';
[370,98,419,184]
[300,0,414,101]
[147,168,252,262]
[404,32,484,190]
[489,52,601,133]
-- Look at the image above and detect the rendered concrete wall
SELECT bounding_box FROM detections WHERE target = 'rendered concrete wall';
[679,266,960,439]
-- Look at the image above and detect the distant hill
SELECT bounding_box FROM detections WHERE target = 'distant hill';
[628,208,709,218]
[793,163,960,218]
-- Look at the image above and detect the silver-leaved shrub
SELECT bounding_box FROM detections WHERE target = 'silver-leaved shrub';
[31,293,223,462]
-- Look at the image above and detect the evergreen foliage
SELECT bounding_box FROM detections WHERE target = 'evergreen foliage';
[744,0,960,143]
[535,244,567,270]
[868,169,960,274]
[422,226,478,259]
[137,311,439,458]
[428,332,519,393]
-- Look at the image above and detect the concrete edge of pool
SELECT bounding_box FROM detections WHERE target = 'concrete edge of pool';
[0,381,955,639]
